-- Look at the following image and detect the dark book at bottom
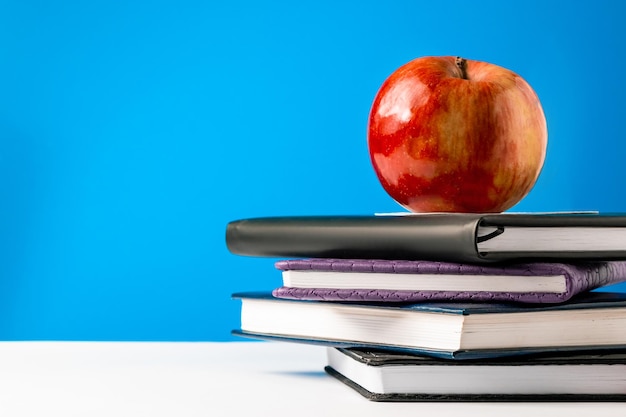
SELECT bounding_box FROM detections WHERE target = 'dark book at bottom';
[325,347,626,402]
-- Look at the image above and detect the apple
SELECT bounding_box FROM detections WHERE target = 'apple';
[367,56,547,213]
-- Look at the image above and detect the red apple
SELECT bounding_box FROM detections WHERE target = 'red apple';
[367,56,547,213]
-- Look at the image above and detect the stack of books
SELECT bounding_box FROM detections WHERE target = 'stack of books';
[226,212,626,401]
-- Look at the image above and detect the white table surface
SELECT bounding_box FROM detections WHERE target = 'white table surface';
[0,341,624,416]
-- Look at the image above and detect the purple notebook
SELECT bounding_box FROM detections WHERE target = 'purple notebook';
[271,259,626,304]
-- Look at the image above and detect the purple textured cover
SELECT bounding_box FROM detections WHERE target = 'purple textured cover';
[271,259,626,304]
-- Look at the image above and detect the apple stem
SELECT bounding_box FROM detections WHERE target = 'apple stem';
[455,57,468,80]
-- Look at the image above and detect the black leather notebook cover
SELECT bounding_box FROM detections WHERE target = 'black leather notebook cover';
[225,213,626,263]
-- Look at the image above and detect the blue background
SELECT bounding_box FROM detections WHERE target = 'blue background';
[1,0,625,340]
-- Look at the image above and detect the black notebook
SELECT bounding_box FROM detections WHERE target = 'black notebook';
[325,347,626,402]
[226,212,626,263]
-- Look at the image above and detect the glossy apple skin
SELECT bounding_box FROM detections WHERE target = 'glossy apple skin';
[368,56,547,213]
